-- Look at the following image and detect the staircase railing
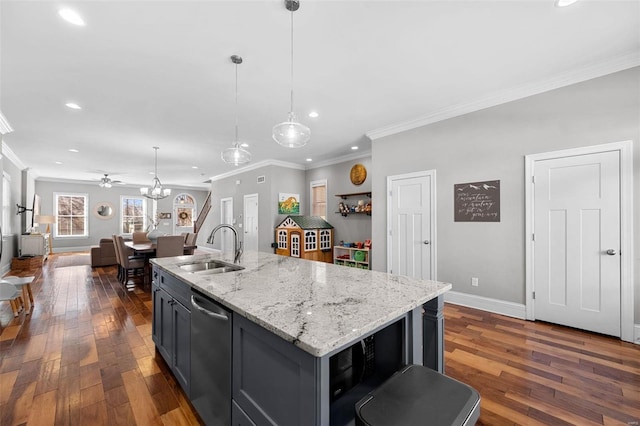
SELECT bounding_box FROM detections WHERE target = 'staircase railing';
[194,192,211,234]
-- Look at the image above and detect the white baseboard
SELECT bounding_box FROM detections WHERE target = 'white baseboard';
[635,324,640,345]
[444,291,527,320]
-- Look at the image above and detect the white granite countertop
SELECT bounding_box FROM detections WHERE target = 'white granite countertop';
[151,251,451,357]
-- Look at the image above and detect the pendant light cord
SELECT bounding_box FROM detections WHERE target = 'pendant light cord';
[235,62,239,143]
[290,4,294,113]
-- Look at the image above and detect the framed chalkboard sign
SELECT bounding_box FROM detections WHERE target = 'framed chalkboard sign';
[454,180,500,222]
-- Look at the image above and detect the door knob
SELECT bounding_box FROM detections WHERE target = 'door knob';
[606,249,617,255]
[423,240,430,245]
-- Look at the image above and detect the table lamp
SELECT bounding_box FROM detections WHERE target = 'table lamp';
[34,215,55,255]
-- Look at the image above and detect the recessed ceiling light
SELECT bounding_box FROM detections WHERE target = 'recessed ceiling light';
[68,148,79,153]
[149,171,155,175]
[306,158,313,162]
[65,103,82,110]
[55,161,63,165]
[308,111,319,118]
[58,8,85,26]
[554,0,579,7]
[192,166,199,169]
[351,146,359,150]
[240,143,249,148]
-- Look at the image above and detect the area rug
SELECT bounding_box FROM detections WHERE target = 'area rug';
[55,254,91,268]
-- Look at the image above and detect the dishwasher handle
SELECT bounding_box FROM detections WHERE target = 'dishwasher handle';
[191,295,229,321]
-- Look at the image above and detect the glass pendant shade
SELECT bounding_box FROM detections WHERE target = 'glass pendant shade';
[273,111,310,148]
[221,142,251,166]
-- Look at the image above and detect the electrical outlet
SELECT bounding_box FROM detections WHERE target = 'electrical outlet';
[471,277,479,287]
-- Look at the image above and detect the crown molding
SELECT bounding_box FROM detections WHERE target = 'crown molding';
[209,159,305,183]
[0,111,14,135]
[305,150,371,170]
[367,52,640,141]
[1,141,27,170]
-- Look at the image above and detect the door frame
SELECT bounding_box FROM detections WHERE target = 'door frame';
[525,140,634,342]
[220,197,233,252]
[386,170,437,280]
[243,193,259,252]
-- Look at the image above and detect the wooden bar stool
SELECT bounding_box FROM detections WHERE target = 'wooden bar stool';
[1,276,35,314]
[355,364,480,426]
[0,282,23,317]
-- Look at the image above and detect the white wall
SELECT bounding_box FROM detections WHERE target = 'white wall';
[0,141,29,272]
[372,67,640,318]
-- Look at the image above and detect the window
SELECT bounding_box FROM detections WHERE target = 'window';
[310,179,327,219]
[278,230,288,249]
[319,230,332,250]
[304,230,317,251]
[55,193,88,237]
[175,193,197,228]
[2,172,11,235]
[121,196,146,234]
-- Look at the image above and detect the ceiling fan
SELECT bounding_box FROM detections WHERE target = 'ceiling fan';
[98,173,123,188]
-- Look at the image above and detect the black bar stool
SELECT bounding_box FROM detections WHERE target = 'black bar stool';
[355,364,480,426]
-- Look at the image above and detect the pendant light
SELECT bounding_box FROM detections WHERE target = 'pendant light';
[272,0,310,148]
[222,55,251,166]
[140,146,171,200]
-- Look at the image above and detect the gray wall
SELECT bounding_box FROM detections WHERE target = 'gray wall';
[208,165,306,253]
[372,67,640,317]
[305,157,372,247]
[35,180,209,251]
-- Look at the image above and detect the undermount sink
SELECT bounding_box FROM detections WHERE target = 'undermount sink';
[178,260,244,274]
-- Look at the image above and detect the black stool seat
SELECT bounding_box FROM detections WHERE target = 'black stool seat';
[355,365,480,426]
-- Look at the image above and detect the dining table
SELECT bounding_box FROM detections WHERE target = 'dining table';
[124,241,197,256]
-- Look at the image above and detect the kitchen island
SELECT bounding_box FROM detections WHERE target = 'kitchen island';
[151,251,451,426]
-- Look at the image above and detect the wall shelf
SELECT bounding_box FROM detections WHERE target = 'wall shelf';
[335,192,372,216]
[335,192,371,200]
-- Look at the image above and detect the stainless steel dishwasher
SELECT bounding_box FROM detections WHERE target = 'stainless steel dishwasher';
[190,288,232,425]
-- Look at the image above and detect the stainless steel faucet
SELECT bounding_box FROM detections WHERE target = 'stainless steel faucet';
[207,224,243,263]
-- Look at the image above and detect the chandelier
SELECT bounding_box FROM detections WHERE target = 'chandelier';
[222,55,251,166]
[140,146,171,200]
[272,0,310,148]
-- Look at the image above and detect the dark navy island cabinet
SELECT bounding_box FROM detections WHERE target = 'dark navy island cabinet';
[151,268,191,396]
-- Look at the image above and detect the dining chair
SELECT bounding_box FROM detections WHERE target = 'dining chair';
[155,235,186,258]
[115,235,146,285]
[132,231,151,244]
[183,232,197,255]
[112,234,123,282]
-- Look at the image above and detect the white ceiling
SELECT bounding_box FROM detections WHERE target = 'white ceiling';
[1,0,638,190]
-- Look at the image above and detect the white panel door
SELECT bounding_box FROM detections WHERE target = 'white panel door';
[220,197,233,253]
[388,172,435,280]
[534,151,621,336]
[243,194,259,253]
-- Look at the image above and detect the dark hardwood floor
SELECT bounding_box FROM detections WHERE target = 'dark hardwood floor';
[1,253,638,425]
